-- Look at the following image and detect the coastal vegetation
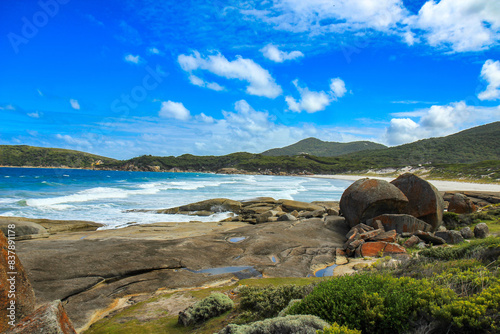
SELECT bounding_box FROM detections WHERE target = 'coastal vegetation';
[0,145,116,168]
[1,122,499,181]
[261,138,387,157]
[85,206,500,334]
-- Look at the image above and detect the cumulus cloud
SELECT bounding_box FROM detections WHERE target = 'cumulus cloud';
[196,112,215,123]
[285,78,347,113]
[159,101,191,120]
[412,0,500,52]
[329,78,347,98]
[124,54,141,64]
[385,118,420,145]
[478,59,500,101]
[70,99,80,110]
[178,51,282,98]
[260,44,304,62]
[384,101,500,145]
[188,75,225,91]
[240,0,500,53]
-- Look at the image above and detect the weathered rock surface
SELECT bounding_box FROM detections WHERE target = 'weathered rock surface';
[403,235,422,248]
[414,231,446,245]
[16,218,348,331]
[367,214,432,234]
[435,230,465,244]
[448,193,477,214]
[391,173,444,231]
[474,223,490,239]
[277,213,297,221]
[444,191,500,207]
[0,221,48,240]
[157,198,242,214]
[370,230,397,243]
[358,241,406,257]
[0,216,102,235]
[340,178,408,227]
[460,226,474,239]
[0,232,36,333]
[5,301,76,334]
[279,199,324,212]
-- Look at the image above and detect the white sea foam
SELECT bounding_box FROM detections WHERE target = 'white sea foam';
[26,186,159,207]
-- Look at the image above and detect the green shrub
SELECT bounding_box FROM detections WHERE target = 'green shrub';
[431,266,498,297]
[432,280,500,332]
[287,274,455,334]
[217,315,329,334]
[317,323,361,334]
[420,237,500,263]
[238,284,312,321]
[178,292,234,326]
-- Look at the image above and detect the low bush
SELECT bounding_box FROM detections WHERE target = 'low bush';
[431,265,498,297]
[237,284,312,322]
[178,292,234,326]
[287,274,455,334]
[217,315,329,334]
[431,280,500,333]
[420,237,500,263]
[318,323,361,334]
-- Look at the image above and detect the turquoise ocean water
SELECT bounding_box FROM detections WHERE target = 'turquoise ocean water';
[0,167,352,229]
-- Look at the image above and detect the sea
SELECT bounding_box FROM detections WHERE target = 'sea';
[0,167,353,229]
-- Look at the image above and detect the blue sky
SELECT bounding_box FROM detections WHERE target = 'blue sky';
[0,0,499,159]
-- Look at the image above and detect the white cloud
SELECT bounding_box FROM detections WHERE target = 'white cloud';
[124,54,141,64]
[383,101,500,145]
[56,134,91,147]
[0,104,15,110]
[412,0,500,52]
[27,111,41,118]
[188,75,225,91]
[159,101,191,121]
[196,112,215,123]
[178,51,282,98]
[70,99,80,110]
[329,78,347,98]
[241,0,408,33]
[37,89,44,97]
[260,44,304,62]
[478,59,500,101]
[239,0,500,53]
[285,78,346,113]
[148,47,160,55]
[385,118,420,145]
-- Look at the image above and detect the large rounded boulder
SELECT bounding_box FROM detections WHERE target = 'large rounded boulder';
[390,173,444,231]
[448,193,477,214]
[340,178,409,227]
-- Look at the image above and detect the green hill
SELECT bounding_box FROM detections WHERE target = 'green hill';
[340,121,500,167]
[0,145,117,168]
[2,122,499,181]
[261,138,387,157]
[98,122,500,181]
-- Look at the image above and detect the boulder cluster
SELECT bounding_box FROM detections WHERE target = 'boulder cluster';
[151,197,338,224]
[338,173,487,258]
[0,232,77,333]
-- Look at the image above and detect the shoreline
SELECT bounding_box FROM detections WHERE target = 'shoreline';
[2,165,500,192]
[307,174,500,192]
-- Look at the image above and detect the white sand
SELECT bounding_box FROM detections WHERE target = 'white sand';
[309,174,500,192]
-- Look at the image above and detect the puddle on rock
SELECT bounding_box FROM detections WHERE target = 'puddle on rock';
[314,264,338,277]
[228,237,246,243]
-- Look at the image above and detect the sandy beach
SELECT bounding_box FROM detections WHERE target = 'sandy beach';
[310,174,500,192]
